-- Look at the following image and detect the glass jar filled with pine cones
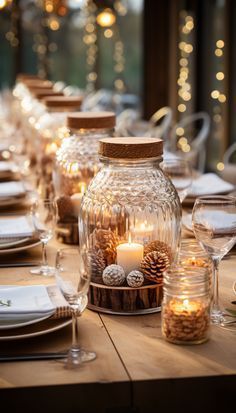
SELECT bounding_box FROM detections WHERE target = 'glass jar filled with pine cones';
[79,137,182,314]
[53,112,116,244]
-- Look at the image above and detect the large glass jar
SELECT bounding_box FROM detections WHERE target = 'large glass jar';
[79,137,182,314]
[161,265,211,344]
[54,111,116,244]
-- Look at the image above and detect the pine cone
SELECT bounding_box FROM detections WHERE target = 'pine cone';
[127,270,144,288]
[90,228,118,265]
[88,249,106,284]
[140,251,170,283]
[102,264,126,286]
[56,196,75,221]
[144,240,172,260]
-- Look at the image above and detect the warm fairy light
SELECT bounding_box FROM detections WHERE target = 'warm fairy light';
[215,49,223,57]
[216,72,224,80]
[217,162,224,171]
[178,104,186,112]
[176,127,184,136]
[49,18,60,30]
[0,0,7,9]
[104,29,113,38]
[96,8,116,27]
[216,40,224,48]
[179,137,187,146]
[218,94,226,103]
[182,144,191,153]
[211,90,220,99]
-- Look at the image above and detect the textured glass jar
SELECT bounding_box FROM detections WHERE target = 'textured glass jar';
[54,111,116,244]
[34,96,83,198]
[162,265,211,345]
[178,239,212,269]
[79,137,182,314]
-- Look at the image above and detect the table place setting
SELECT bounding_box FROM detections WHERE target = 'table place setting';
[0,180,28,207]
[0,284,75,341]
[0,215,41,254]
[0,161,19,180]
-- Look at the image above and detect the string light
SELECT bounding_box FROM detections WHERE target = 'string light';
[176,11,195,153]
[83,0,98,92]
[96,8,116,27]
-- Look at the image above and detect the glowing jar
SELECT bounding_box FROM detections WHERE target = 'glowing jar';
[79,137,182,314]
[54,111,116,244]
[162,265,211,344]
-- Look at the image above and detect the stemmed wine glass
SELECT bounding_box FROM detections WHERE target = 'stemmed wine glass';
[55,247,96,368]
[192,195,236,324]
[161,158,192,203]
[30,198,57,276]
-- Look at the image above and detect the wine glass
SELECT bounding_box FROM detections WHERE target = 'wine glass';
[30,198,57,276]
[55,247,96,368]
[161,158,192,203]
[192,195,236,324]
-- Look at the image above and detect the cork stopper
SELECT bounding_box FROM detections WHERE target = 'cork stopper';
[31,89,64,100]
[99,137,163,159]
[67,111,116,129]
[43,96,83,109]
[24,80,53,89]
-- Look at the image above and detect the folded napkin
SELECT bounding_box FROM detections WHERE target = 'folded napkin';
[0,216,34,239]
[188,173,235,197]
[0,285,73,326]
[0,161,18,173]
[0,285,56,324]
[0,181,26,198]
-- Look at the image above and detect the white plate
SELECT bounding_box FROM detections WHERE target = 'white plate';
[0,195,27,207]
[0,312,55,330]
[0,318,71,341]
[0,237,30,249]
[0,239,41,254]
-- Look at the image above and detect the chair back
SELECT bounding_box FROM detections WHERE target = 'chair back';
[170,111,210,172]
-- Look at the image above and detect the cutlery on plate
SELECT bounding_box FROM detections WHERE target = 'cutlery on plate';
[0,352,68,362]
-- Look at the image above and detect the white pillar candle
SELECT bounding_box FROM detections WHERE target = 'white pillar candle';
[116,242,144,275]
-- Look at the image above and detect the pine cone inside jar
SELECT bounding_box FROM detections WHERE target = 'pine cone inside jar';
[88,249,106,284]
[140,251,170,283]
[90,228,119,266]
[144,240,172,260]
[56,195,75,222]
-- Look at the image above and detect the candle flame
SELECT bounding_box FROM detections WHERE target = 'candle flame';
[80,182,87,194]
[183,299,189,306]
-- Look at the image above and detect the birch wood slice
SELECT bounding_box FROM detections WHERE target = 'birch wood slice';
[88,282,163,315]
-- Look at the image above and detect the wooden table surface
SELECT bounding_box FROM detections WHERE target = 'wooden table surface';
[0,234,236,413]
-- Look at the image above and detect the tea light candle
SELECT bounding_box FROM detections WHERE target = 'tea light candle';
[131,221,154,241]
[162,298,210,344]
[71,183,87,216]
[117,239,144,275]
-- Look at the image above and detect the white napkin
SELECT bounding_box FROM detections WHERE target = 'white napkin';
[0,161,17,172]
[188,173,235,197]
[0,181,26,198]
[0,216,34,239]
[0,285,56,323]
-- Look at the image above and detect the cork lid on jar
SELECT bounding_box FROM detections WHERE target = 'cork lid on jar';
[24,79,53,89]
[67,111,116,130]
[99,137,163,158]
[31,89,64,100]
[43,96,83,109]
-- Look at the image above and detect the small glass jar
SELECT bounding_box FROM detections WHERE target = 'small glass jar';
[54,111,116,244]
[162,265,211,345]
[178,239,211,269]
[34,96,83,198]
[79,137,182,314]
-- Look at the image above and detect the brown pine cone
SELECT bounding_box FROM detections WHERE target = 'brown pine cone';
[56,196,75,221]
[90,228,119,265]
[88,249,106,284]
[144,240,172,260]
[140,251,170,283]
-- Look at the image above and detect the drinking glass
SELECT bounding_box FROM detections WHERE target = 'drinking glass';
[192,195,236,324]
[30,198,57,276]
[161,158,192,203]
[55,248,96,368]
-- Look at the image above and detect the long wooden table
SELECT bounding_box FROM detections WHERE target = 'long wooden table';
[0,236,236,413]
